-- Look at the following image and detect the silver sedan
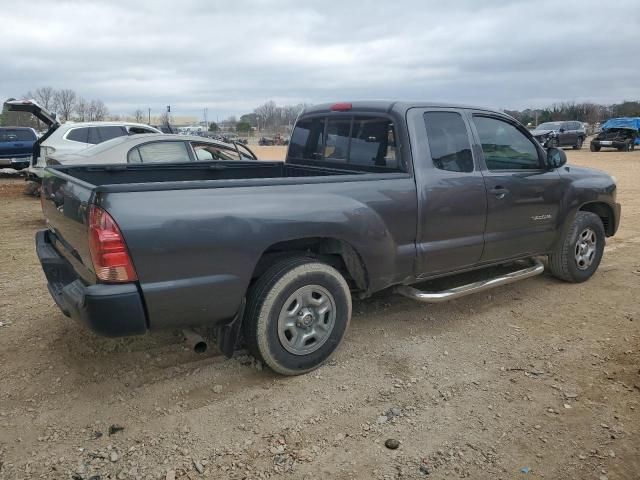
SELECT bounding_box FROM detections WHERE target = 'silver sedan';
[47,134,257,165]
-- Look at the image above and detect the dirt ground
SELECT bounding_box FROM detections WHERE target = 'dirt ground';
[0,145,638,480]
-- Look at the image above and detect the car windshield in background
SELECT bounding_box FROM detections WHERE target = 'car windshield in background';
[536,122,562,130]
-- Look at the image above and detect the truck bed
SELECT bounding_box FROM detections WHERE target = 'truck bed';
[51,161,365,191]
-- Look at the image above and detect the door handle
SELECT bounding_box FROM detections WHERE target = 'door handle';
[489,186,509,199]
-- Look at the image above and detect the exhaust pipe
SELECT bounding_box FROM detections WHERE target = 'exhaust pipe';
[182,329,207,353]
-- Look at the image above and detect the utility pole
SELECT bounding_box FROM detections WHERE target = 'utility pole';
[204,108,208,131]
[148,107,151,125]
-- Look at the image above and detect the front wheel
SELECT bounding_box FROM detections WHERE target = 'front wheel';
[243,256,352,375]
[590,142,601,152]
[548,137,559,148]
[548,211,605,283]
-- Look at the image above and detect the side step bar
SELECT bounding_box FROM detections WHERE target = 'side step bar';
[395,259,545,304]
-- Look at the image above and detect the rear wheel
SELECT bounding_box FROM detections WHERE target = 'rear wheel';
[590,142,600,152]
[548,211,605,283]
[243,256,352,375]
[573,137,584,150]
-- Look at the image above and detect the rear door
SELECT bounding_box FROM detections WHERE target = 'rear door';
[408,108,487,276]
[469,113,562,261]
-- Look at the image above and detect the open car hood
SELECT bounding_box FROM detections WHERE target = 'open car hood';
[5,99,60,129]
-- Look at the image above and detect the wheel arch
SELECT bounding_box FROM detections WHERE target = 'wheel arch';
[250,237,369,293]
[578,202,615,236]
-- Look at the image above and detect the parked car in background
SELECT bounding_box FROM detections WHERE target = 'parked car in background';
[0,127,37,170]
[590,117,640,152]
[259,133,289,146]
[48,134,258,165]
[5,99,162,181]
[531,121,586,149]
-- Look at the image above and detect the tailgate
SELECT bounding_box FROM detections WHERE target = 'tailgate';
[40,168,97,283]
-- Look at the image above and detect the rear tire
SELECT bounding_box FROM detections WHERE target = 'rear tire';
[243,256,352,375]
[548,211,605,283]
[573,137,584,150]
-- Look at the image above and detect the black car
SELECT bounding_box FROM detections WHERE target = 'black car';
[531,121,586,149]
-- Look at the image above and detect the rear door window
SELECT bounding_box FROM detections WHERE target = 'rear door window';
[98,126,127,142]
[423,112,474,172]
[87,127,101,145]
[66,128,90,143]
[136,141,191,163]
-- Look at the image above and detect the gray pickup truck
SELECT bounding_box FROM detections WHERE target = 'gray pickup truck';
[37,101,620,375]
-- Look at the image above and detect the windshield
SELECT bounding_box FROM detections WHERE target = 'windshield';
[536,122,562,130]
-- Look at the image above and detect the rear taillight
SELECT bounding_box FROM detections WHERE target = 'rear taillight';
[88,205,137,283]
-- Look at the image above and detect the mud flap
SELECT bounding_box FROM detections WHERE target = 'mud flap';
[217,298,246,358]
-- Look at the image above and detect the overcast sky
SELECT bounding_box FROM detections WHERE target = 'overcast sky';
[2,0,639,120]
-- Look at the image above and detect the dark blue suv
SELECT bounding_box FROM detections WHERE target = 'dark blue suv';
[0,127,37,169]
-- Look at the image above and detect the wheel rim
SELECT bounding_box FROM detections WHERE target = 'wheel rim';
[277,285,336,355]
[574,227,597,270]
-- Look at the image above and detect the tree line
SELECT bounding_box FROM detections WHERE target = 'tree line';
[0,86,109,128]
[505,101,640,127]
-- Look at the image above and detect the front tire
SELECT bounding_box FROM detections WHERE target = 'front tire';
[549,211,605,283]
[548,137,559,148]
[243,256,352,375]
[590,142,601,152]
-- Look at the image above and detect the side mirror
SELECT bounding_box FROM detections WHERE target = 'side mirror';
[546,147,567,169]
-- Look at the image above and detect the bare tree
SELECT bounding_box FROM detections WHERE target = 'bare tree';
[88,99,108,121]
[158,111,171,126]
[132,109,145,123]
[35,87,56,111]
[254,100,278,131]
[54,89,77,122]
[75,97,88,121]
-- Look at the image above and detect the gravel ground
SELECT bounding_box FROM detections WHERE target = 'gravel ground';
[0,145,638,480]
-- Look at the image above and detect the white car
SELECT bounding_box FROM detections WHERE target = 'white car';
[6,100,162,181]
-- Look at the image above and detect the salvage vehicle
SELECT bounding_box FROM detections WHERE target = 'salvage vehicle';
[48,134,257,165]
[590,117,640,152]
[0,127,37,170]
[36,101,620,375]
[531,121,586,149]
[5,100,161,182]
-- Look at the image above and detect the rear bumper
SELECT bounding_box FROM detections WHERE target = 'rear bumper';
[36,229,148,337]
[0,155,31,169]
